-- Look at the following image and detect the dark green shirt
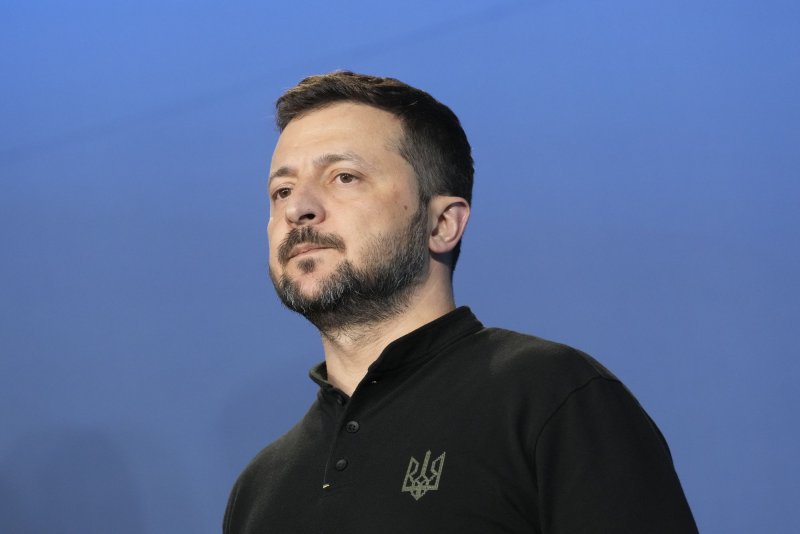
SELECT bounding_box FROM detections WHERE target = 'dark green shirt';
[224,307,697,533]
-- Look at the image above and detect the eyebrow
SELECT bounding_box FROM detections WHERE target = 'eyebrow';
[268,151,374,184]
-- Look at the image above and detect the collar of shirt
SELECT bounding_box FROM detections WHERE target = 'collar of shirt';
[308,306,483,400]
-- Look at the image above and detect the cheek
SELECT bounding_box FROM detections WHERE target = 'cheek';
[267,212,283,239]
[266,221,281,263]
[353,194,409,222]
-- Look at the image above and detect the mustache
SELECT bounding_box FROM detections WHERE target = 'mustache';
[278,226,346,265]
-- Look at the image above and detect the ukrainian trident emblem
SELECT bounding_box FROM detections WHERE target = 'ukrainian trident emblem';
[401,450,446,501]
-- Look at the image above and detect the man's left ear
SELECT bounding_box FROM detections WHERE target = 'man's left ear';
[428,196,471,254]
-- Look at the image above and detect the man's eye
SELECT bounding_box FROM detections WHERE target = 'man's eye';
[336,173,357,184]
[273,187,291,200]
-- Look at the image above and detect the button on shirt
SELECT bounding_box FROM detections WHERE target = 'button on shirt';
[345,421,359,433]
[224,307,698,533]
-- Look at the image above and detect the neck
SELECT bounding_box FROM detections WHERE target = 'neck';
[320,275,455,396]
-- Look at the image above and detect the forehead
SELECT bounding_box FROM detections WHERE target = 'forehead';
[271,102,405,165]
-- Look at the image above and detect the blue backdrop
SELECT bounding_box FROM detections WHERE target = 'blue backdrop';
[2,1,798,532]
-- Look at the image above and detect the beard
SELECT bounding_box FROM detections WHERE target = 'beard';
[269,203,429,334]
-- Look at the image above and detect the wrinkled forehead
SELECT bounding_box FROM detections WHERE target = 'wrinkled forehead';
[271,102,406,164]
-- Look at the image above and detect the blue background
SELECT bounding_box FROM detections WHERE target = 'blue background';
[2,1,798,532]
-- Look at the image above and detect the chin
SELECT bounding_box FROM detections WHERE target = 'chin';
[287,268,333,291]
[294,256,340,276]
[290,277,323,296]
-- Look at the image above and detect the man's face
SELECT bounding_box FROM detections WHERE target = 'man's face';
[267,102,429,331]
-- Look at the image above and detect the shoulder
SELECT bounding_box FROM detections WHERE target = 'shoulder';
[224,402,323,531]
[465,326,618,386]
[229,401,320,494]
[443,326,630,428]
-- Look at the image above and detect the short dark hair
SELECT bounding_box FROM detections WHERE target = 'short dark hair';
[275,71,473,271]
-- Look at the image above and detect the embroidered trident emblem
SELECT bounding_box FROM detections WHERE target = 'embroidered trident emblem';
[401,450,446,501]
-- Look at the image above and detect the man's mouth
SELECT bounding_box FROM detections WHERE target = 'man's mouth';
[288,244,330,261]
[278,228,346,265]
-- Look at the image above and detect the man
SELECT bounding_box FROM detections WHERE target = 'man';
[224,71,698,533]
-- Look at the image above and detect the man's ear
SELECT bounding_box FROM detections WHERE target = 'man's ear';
[428,196,470,255]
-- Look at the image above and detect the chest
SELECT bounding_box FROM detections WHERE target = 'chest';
[237,380,543,533]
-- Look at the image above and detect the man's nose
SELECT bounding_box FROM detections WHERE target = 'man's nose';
[284,184,325,226]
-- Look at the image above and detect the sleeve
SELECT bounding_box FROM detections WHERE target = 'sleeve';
[533,377,698,534]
